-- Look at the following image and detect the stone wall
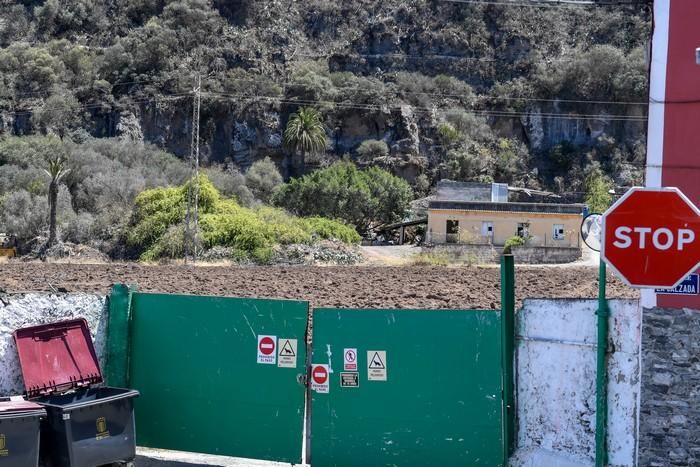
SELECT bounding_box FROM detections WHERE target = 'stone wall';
[0,293,108,396]
[427,244,581,264]
[638,307,700,466]
[513,246,581,264]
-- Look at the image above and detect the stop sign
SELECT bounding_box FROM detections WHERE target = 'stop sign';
[602,187,700,288]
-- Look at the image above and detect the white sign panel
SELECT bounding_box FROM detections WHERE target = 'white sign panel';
[311,364,330,393]
[257,335,277,364]
[277,338,298,368]
[343,348,357,371]
[367,350,387,381]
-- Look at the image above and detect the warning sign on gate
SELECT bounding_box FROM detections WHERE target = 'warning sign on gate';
[340,372,359,388]
[367,350,387,381]
[343,348,357,371]
[277,338,297,368]
[257,335,277,364]
[311,364,329,393]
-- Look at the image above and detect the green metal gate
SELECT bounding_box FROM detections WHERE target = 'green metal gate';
[126,292,308,463]
[309,308,505,466]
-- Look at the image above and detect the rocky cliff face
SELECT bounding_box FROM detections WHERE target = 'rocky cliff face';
[0,0,651,190]
[95,96,645,184]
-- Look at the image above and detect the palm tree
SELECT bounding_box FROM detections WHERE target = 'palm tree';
[284,107,327,167]
[44,155,69,248]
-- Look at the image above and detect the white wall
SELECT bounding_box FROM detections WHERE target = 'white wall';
[511,299,641,467]
[0,293,107,396]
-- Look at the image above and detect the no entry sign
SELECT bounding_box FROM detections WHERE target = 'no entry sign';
[311,364,329,393]
[257,335,276,364]
[602,187,700,288]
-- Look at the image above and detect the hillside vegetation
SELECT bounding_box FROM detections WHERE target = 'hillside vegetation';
[0,1,651,257]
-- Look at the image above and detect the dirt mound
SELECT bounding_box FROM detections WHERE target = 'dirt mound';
[0,263,638,309]
[21,238,109,263]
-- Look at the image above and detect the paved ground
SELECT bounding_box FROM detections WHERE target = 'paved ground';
[135,448,306,467]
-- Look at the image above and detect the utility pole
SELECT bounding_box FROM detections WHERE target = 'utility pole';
[185,71,202,263]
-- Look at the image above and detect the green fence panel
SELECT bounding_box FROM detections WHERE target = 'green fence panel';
[129,292,308,463]
[310,308,504,467]
[104,283,134,387]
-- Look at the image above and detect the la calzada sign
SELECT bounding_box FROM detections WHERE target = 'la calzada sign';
[601,187,700,288]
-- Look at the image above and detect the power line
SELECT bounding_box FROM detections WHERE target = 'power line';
[203,91,648,121]
[4,93,192,117]
[440,0,650,8]
[2,86,648,122]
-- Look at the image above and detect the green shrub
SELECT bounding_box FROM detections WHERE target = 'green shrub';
[298,217,361,244]
[252,246,274,264]
[274,161,413,233]
[356,139,389,163]
[503,235,526,254]
[245,158,283,204]
[584,169,614,214]
[437,123,461,147]
[410,250,449,266]
[127,174,359,260]
[141,224,186,262]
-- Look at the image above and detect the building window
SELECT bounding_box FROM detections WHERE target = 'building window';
[481,221,494,237]
[553,224,565,240]
[517,222,530,238]
[446,220,459,243]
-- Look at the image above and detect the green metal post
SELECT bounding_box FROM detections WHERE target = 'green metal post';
[501,254,516,464]
[595,260,609,467]
[104,283,134,387]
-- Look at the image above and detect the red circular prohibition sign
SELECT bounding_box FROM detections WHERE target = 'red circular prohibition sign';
[312,365,328,384]
[259,337,275,355]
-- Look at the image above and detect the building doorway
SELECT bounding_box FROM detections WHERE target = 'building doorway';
[446,220,459,243]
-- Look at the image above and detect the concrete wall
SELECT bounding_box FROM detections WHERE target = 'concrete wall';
[511,299,642,467]
[435,180,493,201]
[511,246,581,264]
[638,307,700,466]
[427,244,581,264]
[0,293,107,396]
[427,208,581,248]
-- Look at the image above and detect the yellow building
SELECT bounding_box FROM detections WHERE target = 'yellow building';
[425,182,585,249]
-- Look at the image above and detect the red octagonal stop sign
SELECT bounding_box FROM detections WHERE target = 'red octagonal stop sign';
[602,187,700,288]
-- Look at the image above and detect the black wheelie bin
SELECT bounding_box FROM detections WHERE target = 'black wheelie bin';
[13,318,139,467]
[0,399,45,466]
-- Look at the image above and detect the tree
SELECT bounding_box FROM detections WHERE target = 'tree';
[127,175,358,261]
[284,107,327,164]
[356,139,389,165]
[245,157,283,204]
[274,161,413,233]
[584,170,614,214]
[44,153,70,247]
[34,93,82,140]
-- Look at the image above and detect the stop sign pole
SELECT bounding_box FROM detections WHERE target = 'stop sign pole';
[601,187,700,289]
[595,186,700,467]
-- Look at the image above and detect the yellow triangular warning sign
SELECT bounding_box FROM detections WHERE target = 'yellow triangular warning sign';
[369,352,385,369]
[280,340,295,356]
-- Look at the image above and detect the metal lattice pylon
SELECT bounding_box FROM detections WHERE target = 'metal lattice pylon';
[185,72,202,262]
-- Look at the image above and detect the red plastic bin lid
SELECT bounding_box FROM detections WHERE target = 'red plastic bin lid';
[13,318,103,397]
[0,400,44,413]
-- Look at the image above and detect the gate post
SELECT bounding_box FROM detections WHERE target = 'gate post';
[104,283,135,387]
[595,261,609,467]
[501,254,516,463]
